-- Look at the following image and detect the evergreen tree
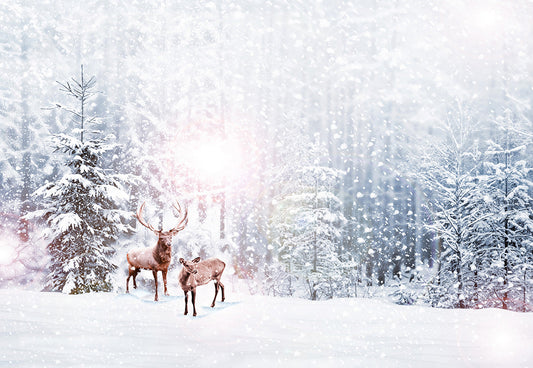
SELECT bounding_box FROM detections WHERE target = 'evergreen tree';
[29,66,131,294]
[477,110,533,310]
[421,107,484,308]
[270,139,346,300]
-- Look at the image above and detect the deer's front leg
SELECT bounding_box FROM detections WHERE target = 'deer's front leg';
[153,270,159,301]
[192,289,197,317]
[184,290,188,315]
[162,269,169,296]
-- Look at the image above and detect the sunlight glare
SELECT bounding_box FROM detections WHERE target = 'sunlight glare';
[486,323,528,363]
[187,138,243,179]
[0,240,16,266]
[472,8,500,29]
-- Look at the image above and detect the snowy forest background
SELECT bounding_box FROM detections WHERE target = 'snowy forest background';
[1,0,532,312]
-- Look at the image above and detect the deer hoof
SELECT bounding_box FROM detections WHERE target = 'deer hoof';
[193,312,197,317]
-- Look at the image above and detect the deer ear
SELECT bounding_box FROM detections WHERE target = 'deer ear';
[192,257,201,263]
[179,258,185,264]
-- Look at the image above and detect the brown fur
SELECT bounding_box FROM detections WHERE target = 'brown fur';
[126,235,174,301]
[126,201,187,302]
[179,257,226,316]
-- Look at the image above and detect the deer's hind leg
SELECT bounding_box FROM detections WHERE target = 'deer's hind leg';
[126,267,140,293]
[219,280,225,302]
[211,279,225,307]
[132,268,140,289]
[212,282,219,308]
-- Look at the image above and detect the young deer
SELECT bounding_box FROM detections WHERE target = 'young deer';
[178,257,225,316]
[126,201,188,301]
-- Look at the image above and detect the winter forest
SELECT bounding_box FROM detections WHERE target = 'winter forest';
[1,0,533,313]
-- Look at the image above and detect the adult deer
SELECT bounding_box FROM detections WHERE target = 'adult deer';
[179,257,225,316]
[126,201,188,301]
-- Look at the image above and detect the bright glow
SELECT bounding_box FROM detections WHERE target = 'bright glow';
[486,326,522,363]
[471,8,500,29]
[181,137,244,180]
[491,331,513,349]
[193,140,232,177]
[0,240,16,266]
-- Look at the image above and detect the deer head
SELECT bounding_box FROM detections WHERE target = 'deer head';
[136,200,188,246]
[179,257,200,274]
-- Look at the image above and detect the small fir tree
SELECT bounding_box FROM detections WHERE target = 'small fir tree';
[30,66,131,294]
[270,140,346,300]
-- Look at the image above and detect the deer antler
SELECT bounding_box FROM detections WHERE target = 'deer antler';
[169,200,188,234]
[136,202,158,233]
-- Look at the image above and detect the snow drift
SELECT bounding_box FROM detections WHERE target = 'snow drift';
[1,288,532,367]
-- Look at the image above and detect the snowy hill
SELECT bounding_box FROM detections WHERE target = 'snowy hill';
[1,289,532,367]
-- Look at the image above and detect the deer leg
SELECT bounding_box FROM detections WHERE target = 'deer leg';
[219,280,225,302]
[162,269,169,296]
[152,270,159,301]
[192,289,197,316]
[211,282,219,308]
[184,290,188,315]
[132,268,139,289]
[126,273,131,293]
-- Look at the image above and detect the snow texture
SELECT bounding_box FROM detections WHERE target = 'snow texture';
[1,288,532,367]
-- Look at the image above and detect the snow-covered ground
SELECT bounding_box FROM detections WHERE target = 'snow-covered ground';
[1,288,532,368]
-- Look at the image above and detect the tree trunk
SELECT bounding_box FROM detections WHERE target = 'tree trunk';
[19,32,32,219]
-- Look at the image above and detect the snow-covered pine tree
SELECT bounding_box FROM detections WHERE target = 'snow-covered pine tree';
[270,138,346,300]
[421,107,484,308]
[30,66,131,294]
[477,110,533,311]
[266,119,313,297]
